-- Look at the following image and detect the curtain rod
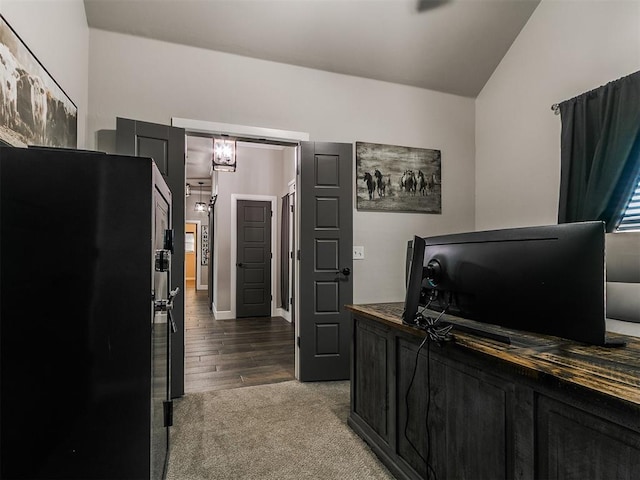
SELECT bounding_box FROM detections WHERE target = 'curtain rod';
[551,70,640,116]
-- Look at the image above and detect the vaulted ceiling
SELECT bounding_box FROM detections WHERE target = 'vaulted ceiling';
[84,0,540,98]
[83,0,540,180]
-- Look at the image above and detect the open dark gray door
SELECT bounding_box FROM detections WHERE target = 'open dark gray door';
[116,117,186,398]
[236,199,272,317]
[299,142,353,381]
[208,207,215,311]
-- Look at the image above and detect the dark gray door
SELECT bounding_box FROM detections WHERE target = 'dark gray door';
[116,117,186,398]
[208,208,214,311]
[236,200,272,317]
[299,142,353,381]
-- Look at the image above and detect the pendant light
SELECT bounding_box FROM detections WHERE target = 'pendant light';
[194,181,207,212]
[213,137,237,172]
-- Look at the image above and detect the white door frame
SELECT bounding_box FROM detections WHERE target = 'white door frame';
[171,118,309,143]
[277,179,297,323]
[172,118,308,376]
[196,220,208,290]
[184,220,200,286]
[185,219,208,291]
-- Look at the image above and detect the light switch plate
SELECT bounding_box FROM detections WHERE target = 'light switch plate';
[353,246,365,260]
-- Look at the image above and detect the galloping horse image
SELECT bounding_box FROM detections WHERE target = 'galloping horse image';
[426,172,436,195]
[363,172,375,200]
[374,169,386,197]
[418,170,427,195]
[401,170,417,195]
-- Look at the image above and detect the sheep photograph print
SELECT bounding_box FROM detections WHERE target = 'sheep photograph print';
[356,141,441,213]
[0,15,77,148]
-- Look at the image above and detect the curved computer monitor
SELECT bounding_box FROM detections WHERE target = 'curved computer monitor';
[403,221,614,346]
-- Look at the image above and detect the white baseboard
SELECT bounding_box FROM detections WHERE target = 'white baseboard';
[212,303,234,320]
[276,307,292,322]
[212,305,290,321]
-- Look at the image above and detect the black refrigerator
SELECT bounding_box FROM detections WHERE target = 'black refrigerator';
[0,146,176,479]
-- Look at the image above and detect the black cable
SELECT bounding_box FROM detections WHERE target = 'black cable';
[404,303,451,480]
[417,290,438,318]
[404,333,429,466]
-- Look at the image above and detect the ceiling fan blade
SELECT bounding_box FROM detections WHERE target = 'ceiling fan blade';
[416,0,449,12]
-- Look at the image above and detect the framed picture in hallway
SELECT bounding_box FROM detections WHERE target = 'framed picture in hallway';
[356,141,441,214]
[0,15,77,148]
[201,225,209,265]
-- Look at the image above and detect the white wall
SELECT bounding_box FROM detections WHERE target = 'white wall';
[87,29,476,304]
[1,0,89,148]
[476,0,640,231]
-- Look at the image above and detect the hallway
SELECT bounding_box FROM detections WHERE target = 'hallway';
[184,287,295,393]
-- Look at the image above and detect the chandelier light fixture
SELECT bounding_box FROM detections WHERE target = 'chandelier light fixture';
[194,181,207,212]
[212,137,237,172]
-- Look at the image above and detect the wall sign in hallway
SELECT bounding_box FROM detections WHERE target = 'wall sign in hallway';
[201,225,209,265]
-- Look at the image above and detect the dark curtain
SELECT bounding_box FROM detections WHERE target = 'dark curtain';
[558,70,640,231]
[280,194,290,311]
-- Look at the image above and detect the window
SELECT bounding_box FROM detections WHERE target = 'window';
[556,71,640,232]
[616,173,640,232]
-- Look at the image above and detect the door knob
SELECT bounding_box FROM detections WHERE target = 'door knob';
[337,267,351,276]
[237,262,244,268]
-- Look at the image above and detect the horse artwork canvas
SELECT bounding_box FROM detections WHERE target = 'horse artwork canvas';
[355,141,441,213]
[0,15,77,148]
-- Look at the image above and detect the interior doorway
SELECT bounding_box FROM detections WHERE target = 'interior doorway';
[176,118,309,391]
[185,135,296,392]
[185,181,209,293]
[185,222,197,289]
[182,132,301,319]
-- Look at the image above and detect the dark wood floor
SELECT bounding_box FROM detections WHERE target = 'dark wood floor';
[184,285,295,393]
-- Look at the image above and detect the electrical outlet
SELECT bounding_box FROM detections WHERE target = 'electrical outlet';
[353,246,365,260]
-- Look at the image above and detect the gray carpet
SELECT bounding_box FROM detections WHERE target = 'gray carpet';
[166,380,395,479]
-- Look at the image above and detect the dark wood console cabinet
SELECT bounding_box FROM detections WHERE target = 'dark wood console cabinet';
[347,303,640,480]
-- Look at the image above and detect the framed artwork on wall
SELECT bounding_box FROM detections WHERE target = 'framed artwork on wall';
[0,15,77,148]
[356,141,442,213]
[201,225,209,266]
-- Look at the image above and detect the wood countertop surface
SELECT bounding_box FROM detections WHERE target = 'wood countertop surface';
[347,302,640,407]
